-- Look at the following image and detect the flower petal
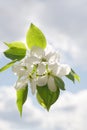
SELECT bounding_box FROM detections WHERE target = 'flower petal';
[46,52,60,64]
[58,64,71,77]
[25,56,40,65]
[30,79,36,95]
[48,63,59,75]
[37,75,48,86]
[30,46,45,58]
[48,76,57,92]
[12,63,26,77]
[37,63,46,75]
[15,77,28,90]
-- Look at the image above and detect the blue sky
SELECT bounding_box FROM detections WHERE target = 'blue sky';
[0,0,87,130]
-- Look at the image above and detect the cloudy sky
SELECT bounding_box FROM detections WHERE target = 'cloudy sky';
[0,0,87,130]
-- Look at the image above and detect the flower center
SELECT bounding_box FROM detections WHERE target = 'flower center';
[41,58,47,62]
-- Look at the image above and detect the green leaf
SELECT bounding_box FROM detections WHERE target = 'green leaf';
[36,92,47,109]
[16,85,28,116]
[0,59,17,72]
[37,84,60,111]
[66,69,80,83]
[26,23,47,49]
[54,76,65,90]
[4,41,26,49]
[4,41,26,61]
[66,71,75,83]
[71,69,80,82]
[4,47,26,60]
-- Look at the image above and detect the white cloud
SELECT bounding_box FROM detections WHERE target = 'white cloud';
[0,42,8,60]
[46,30,87,68]
[0,1,86,129]
[0,42,7,52]
[0,0,87,68]
[39,0,87,68]
[0,87,87,130]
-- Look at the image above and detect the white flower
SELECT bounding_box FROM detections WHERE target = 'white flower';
[36,63,58,92]
[37,62,71,92]
[29,46,60,64]
[47,63,70,92]
[12,57,38,94]
[12,46,71,93]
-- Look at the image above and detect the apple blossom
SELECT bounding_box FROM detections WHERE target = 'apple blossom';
[12,46,71,93]
[0,23,79,114]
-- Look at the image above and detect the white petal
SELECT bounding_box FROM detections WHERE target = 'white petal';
[37,75,48,86]
[37,63,46,75]
[26,50,30,57]
[48,63,59,75]
[30,79,36,95]
[30,46,45,58]
[12,63,26,77]
[45,52,53,61]
[58,64,71,77]
[15,77,28,90]
[12,63,20,73]
[25,56,40,65]
[24,56,40,74]
[48,76,57,92]
[46,52,60,64]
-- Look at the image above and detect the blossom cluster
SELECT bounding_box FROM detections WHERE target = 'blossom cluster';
[0,23,79,114]
[12,46,71,94]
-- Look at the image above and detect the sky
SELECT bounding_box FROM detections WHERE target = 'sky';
[0,0,87,130]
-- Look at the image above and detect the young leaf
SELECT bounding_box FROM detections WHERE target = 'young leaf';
[71,69,80,82]
[4,41,26,61]
[26,23,47,49]
[37,84,60,111]
[66,71,75,83]
[4,47,26,61]
[16,85,28,116]
[36,92,47,109]
[4,41,26,49]
[0,59,17,72]
[54,76,65,90]
[66,69,80,83]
